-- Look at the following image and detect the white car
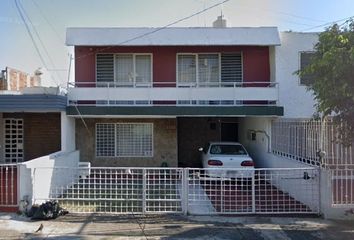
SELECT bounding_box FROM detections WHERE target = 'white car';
[199,142,255,179]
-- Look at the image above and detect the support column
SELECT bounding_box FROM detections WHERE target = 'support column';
[61,111,76,152]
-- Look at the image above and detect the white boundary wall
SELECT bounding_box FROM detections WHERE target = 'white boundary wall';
[18,150,79,205]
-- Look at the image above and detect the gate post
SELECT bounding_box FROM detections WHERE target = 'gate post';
[142,169,147,214]
[252,169,256,213]
[182,168,189,215]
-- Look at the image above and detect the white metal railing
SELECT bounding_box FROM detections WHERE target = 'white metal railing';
[331,169,354,207]
[68,81,278,88]
[67,81,279,107]
[0,164,18,208]
[33,167,319,215]
[271,119,354,168]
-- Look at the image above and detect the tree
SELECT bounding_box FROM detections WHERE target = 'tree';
[297,19,354,145]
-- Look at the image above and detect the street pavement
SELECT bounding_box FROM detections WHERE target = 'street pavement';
[0,213,354,239]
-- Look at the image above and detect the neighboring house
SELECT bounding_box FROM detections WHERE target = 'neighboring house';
[0,80,67,164]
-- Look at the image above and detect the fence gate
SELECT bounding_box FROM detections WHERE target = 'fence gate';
[187,168,320,215]
[0,164,18,212]
[34,166,319,215]
[35,167,184,214]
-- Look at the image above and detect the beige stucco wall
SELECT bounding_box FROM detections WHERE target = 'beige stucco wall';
[75,118,177,167]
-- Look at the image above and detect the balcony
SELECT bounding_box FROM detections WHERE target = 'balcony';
[67,81,279,107]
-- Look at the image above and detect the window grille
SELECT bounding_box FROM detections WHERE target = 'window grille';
[116,123,153,157]
[221,53,242,82]
[96,54,114,82]
[96,123,115,157]
[4,118,24,163]
[96,123,153,157]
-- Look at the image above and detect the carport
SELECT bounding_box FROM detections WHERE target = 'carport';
[177,117,241,167]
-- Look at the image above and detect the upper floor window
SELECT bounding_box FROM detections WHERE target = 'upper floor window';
[96,53,152,86]
[299,52,315,86]
[177,53,242,86]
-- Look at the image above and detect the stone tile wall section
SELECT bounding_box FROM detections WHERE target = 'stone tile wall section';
[75,118,177,167]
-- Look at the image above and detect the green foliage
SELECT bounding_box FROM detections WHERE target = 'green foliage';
[297,19,354,145]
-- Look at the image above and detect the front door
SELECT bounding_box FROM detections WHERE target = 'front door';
[221,122,238,142]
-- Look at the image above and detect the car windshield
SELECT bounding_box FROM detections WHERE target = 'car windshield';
[209,144,247,155]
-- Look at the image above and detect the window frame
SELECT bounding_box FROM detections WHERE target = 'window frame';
[96,53,153,86]
[95,122,154,158]
[298,51,315,86]
[176,52,243,86]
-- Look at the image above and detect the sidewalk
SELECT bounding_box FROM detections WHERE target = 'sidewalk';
[0,213,353,239]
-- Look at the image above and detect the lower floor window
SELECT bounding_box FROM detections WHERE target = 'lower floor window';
[96,123,153,157]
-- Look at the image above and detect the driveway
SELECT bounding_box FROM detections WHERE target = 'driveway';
[1,213,354,239]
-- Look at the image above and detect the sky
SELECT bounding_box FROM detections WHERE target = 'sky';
[0,0,354,87]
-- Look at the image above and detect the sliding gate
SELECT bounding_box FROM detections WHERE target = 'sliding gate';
[33,167,320,215]
[0,164,18,212]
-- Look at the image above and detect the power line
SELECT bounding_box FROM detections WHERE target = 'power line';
[75,0,231,61]
[238,5,326,23]
[29,0,65,44]
[14,0,48,69]
[301,15,354,32]
[17,0,61,86]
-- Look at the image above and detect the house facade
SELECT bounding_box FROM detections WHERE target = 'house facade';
[65,27,295,167]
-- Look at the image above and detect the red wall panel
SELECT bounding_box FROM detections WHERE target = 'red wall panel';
[75,47,96,84]
[75,46,270,84]
[243,47,270,82]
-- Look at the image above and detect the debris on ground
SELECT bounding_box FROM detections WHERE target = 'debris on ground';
[26,200,69,220]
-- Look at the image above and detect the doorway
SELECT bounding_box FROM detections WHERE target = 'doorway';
[221,122,238,142]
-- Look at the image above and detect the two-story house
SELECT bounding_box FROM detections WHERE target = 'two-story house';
[66,26,287,167]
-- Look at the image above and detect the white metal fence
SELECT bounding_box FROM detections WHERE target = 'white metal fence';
[187,168,319,215]
[271,119,354,207]
[0,164,18,208]
[33,167,320,215]
[271,120,322,166]
[330,169,354,207]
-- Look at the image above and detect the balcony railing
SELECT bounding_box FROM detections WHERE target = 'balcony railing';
[67,81,279,106]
